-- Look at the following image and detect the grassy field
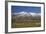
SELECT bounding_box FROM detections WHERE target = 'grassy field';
[11,19,41,28]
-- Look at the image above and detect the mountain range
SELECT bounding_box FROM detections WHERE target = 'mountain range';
[12,11,41,20]
[12,11,41,17]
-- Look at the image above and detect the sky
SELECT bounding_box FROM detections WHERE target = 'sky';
[11,6,41,13]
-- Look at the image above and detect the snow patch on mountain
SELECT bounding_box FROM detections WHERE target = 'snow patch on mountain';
[12,11,41,17]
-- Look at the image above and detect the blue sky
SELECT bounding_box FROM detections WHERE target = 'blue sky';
[11,6,41,13]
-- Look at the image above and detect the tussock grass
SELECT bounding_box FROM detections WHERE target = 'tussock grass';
[11,19,41,28]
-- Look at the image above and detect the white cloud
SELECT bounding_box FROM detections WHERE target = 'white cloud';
[29,12,41,16]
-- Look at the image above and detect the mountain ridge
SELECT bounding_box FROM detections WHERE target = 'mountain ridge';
[12,11,41,17]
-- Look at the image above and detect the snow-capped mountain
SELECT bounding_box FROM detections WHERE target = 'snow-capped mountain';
[12,11,41,17]
[12,11,41,20]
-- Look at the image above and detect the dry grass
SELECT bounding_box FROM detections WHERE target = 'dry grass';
[11,19,41,28]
